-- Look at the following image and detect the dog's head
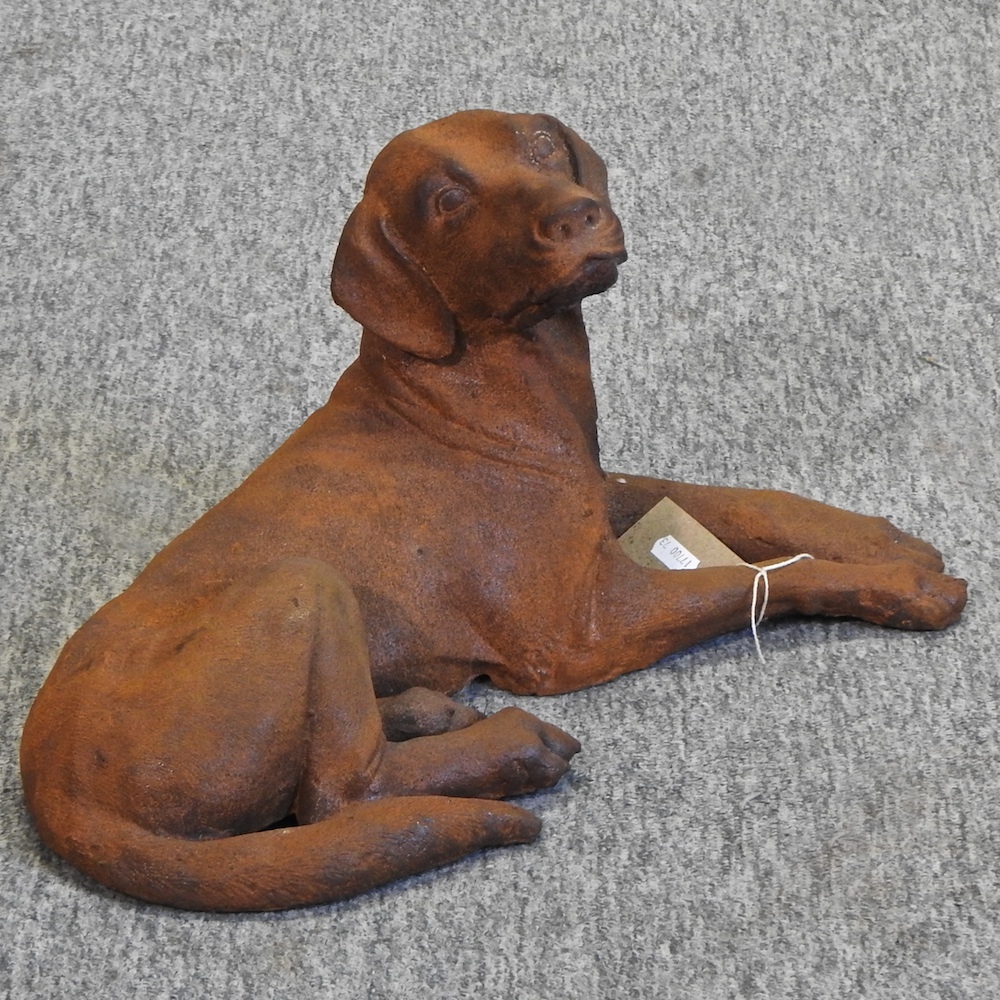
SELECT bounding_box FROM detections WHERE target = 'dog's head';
[331,110,627,359]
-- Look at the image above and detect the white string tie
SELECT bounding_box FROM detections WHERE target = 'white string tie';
[740,554,815,663]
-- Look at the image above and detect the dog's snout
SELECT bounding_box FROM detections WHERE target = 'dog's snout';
[538,197,606,244]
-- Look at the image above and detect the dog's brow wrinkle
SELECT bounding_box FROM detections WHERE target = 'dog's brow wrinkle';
[441,159,477,191]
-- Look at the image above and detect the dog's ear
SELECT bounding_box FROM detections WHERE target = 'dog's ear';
[552,119,610,202]
[330,198,456,360]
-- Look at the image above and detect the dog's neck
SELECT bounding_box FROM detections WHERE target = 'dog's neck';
[335,306,604,478]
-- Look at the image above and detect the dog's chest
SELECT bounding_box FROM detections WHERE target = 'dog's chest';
[332,444,608,584]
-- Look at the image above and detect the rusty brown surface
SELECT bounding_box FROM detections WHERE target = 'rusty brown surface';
[19,110,966,912]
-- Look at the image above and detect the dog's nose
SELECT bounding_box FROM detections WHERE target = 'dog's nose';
[537,197,607,244]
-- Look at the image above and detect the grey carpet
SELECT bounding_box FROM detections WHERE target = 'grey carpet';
[2,1,999,997]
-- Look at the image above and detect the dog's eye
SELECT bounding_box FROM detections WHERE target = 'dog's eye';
[436,187,469,214]
[531,131,557,161]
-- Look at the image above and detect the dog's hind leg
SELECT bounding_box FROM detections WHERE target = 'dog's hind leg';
[374,707,581,802]
[377,687,485,740]
[25,556,551,909]
[23,558,558,910]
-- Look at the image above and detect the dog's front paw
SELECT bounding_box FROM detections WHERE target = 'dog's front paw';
[859,563,968,630]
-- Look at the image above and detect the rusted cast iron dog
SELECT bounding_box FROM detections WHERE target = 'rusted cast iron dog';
[21,110,966,911]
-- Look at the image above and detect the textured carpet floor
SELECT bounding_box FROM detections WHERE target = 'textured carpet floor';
[2,1,999,997]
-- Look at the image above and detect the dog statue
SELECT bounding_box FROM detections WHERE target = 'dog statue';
[20,110,966,911]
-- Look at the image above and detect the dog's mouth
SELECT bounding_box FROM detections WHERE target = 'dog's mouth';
[501,245,628,328]
[578,246,628,291]
[544,245,628,309]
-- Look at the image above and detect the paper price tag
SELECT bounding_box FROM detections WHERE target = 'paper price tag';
[650,535,700,570]
[618,496,744,571]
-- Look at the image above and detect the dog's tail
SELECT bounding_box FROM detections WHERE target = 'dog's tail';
[29,793,542,911]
